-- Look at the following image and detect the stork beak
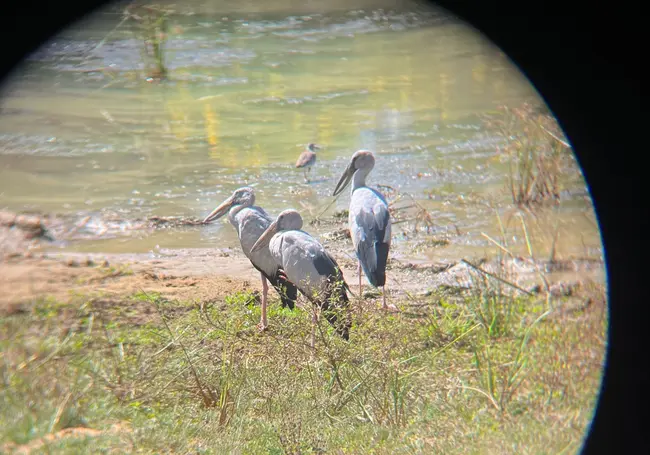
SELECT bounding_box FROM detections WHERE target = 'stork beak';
[332,162,354,196]
[251,220,279,253]
[203,196,234,223]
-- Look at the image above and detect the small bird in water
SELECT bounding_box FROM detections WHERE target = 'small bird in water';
[295,143,321,183]
[333,150,397,312]
[202,187,298,331]
[251,209,351,345]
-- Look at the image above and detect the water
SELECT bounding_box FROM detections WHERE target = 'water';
[0,0,601,263]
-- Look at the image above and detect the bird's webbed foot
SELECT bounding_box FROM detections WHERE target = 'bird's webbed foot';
[382,303,400,313]
[256,322,269,332]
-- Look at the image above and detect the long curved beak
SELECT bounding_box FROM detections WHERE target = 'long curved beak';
[332,162,354,196]
[251,220,279,253]
[203,196,234,223]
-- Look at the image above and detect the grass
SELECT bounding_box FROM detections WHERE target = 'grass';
[0,272,606,454]
[484,103,575,208]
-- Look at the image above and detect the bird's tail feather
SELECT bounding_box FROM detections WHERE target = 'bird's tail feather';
[359,242,389,287]
[321,275,351,340]
[267,269,298,310]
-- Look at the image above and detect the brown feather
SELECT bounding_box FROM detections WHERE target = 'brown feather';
[295,151,316,168]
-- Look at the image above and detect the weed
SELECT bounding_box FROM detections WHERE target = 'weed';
[485,103,574,208]
[0,280,605,453]
[125,3,171,80]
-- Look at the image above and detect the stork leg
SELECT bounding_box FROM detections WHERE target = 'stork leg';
[303,169,309,183]
[358,261,363,297]
[257,273,269,331]
[310,307,319,358]
[381,285,399,313]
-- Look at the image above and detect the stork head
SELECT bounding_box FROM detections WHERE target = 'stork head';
[332,149,375,196]
[307,143,321,152]
[203,187,255,223]
[250,209,303,253]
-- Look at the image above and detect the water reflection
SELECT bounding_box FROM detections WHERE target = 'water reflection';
[0,0,598,263]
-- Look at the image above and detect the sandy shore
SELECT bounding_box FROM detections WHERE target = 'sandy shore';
[1,209,605,315]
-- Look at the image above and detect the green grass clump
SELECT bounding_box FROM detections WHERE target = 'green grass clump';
[485,103,575,208]
[0,283,605,454]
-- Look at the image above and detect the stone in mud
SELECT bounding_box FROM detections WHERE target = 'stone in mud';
[549,281,581,298]
[323,228,351,241]
[362,289,382,299]
[0,210,53,240]
[66,258,80,267]
[0,211,17,226]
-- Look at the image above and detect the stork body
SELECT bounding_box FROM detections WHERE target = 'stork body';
[251,209,351,343]
[203,188,298,330]
[333,150,396,311]
[295,143,320,183]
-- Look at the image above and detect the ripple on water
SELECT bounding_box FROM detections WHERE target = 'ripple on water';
[0,6,599,262]
[0,134,116,157]
[28,38,258,74]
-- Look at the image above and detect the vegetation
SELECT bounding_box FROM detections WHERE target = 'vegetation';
[1,267,605,453]
[125,2,171,81]
[0,3,603,449]
[485,103,574,208]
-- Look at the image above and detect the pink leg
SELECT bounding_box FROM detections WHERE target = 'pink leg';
[382,285,398,312]
[258,273,268,331]
[310,308,318,356]
[358,261,363,297]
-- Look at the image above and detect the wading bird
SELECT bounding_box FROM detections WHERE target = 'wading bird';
[332,150,396,311]
[251,209,351,345]
[203,187,298,330]
[295,143,320,183]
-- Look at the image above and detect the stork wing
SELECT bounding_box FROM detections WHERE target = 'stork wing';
[352,195,391,287]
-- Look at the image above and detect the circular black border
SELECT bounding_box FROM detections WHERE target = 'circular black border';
[1,1,644,453]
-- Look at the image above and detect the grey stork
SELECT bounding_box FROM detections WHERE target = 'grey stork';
[203,187,298,330]
[251,209,351,345]
[332,150,397,311]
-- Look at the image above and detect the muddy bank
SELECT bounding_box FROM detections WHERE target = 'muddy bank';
[0,209,207,255]
[1,241,605,318]
[1,207,605,320]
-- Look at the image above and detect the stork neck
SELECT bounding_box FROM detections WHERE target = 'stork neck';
[228,204,247,225]
[351,168,370,193]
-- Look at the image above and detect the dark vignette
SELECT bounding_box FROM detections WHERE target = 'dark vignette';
[1,0,644,453]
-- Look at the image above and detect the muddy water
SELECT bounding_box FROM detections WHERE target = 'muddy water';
[0,0,601,266]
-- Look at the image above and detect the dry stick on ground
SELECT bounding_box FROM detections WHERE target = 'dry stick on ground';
[548,216,561,264]
[516,212,552,298]
[539,124,571,148]
[314,191,344,222]
[29,331,75,372]
[460,259,533,296]
[490,209,552,295]
[198,298,320,355]
[48,392,73,433]
[152,324,192,357]
[141,288,216,407]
